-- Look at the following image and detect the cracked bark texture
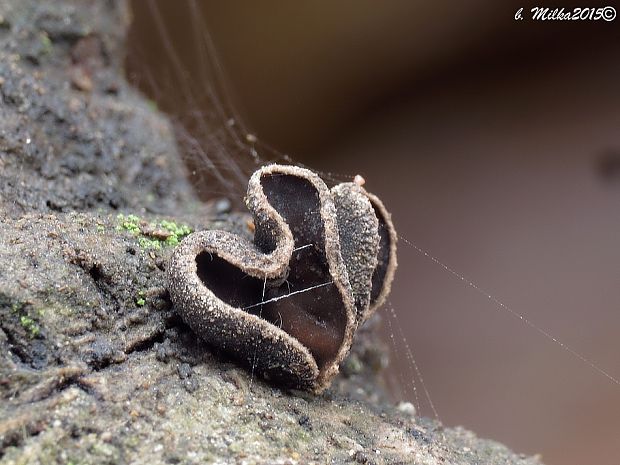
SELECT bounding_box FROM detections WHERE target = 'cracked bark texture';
[0,1,545,464]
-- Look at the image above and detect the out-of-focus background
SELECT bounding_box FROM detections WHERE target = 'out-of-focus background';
[126,2,620,464]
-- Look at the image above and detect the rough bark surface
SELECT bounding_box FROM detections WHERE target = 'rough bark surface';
[0,1,545,464]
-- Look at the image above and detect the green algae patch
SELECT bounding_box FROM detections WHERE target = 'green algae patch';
[136,290,146,307]
[159,220,192,246]
[20,315,40,337]
[39,31,53,55]
[117,214,142,235]
[9,302,42,338]
[116,214,192,250]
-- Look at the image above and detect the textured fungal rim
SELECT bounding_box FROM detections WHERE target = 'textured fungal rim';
[330,181,380,322]
[168,230,320,373]
[364,190,398,317]
[252,164,358,390]
[168,164,362,392]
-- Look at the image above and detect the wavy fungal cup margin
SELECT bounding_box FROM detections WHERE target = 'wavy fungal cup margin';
[166,164,397,392]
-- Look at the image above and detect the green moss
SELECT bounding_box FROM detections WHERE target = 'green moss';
[20,315,40,338]
[96,224,105,233]
[39,32,53,55]
[161,220,192,246]
[136,291,146,307]
[117,214,142,235]
[10,302,23,314]
[138,236,161,250]
[10,302,42,338]
[117,214,192,250]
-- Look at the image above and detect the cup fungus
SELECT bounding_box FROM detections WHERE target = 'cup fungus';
[167,164,397,392]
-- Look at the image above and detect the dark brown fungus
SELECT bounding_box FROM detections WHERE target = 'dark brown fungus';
[166,164,397,392]
[365,190,398,316]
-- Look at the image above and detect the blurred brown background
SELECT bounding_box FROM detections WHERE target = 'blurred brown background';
[126,2,620,464]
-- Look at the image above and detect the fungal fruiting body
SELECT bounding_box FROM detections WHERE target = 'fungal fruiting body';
[167,164,397,392]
